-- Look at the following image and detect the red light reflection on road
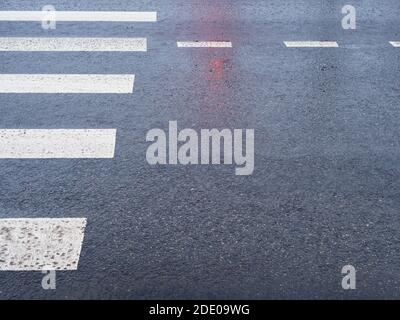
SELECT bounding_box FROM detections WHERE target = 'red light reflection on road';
[206,58,225,82]
[187,1,234,123]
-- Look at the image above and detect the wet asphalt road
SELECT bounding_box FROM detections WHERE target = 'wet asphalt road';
[1,0,400,299]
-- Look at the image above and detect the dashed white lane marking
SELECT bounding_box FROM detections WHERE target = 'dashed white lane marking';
[0,129,116,158]
[389,42,400,47]
[0,218,86,271]
[177,41,232,48]
[284,41,339,48]
[0,74,135,93]
[0,11,157,22]
[0,37,147,52]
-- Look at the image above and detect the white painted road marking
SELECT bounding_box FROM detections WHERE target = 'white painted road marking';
[284,41,339,47]
[0,74,135,93]
[0,218,86,271]
[0,37,147,52]
[389,42,400,47]
[0,11,157,22]
[0,129,116,158]
[177,41,232,48]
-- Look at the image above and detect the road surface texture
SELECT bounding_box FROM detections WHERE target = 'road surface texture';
[1,0,400,299]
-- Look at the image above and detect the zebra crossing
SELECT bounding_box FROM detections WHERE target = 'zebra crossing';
[0,9,156,272]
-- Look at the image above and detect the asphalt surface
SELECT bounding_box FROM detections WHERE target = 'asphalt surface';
[1,0,400,299]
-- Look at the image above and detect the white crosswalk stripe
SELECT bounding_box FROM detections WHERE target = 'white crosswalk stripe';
[0,129,116,159]
[0,37,147,52]
[0,11,157,22]
[0,218,87,271]
[0,74,135,93]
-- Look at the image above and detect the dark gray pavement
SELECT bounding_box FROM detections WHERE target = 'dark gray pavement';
[1,0,400,299]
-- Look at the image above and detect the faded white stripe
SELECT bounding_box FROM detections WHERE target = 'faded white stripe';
[284,41,339,48]
[0,37,147,52]
[0,74,134,93]
[0,11,157,22]
[0,218,86,271]
[0,129,116,158]
[177,41,232,48]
